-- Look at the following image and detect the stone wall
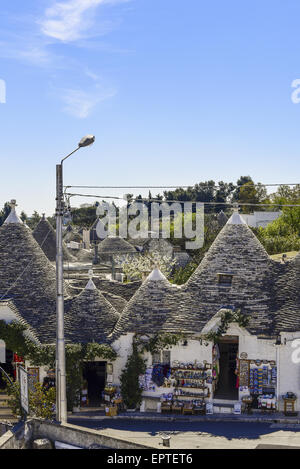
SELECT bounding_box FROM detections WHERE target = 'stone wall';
[0,419,154,449]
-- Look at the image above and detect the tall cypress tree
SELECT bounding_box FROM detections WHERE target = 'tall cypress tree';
[120,344,146,409]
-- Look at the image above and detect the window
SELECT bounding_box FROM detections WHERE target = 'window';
[152,350,171,365]
[152,352,160,365]
[162,350,171,365]
[218,273,233,286]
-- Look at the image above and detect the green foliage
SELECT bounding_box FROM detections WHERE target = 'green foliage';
[3,376,25,419]
[65,343,117,409]
[163,180,234,213]
[170,261,198,285]
[253,197,300,255]
[202,309,250,343]
[255,232,300,255]
[26,211,41,230]
[163,177,269,213]
[85,343,117,361]
[71,205,97,227]
[0,320,56,367]
[138,332,187,354]
[120,344,146,409]
[0,320,117,410]
[4,378,55,420]
[29,382,56,420]
[0,320,29,356]
[0,202,11,226]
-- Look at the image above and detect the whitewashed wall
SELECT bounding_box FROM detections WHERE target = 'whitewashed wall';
[277,332,300,411]
[0,304,19,324]
[111,333,134,385]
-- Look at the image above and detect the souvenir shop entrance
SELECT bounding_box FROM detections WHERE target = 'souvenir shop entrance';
[0,349,14,390]
[82,361,106,406]
[214,336,239,400]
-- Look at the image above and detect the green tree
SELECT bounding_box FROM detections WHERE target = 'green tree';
[27,211,41,229]
[120,344,146,409]
[0,202,11,226]
[20,211,28,222]
[5,378,56,420]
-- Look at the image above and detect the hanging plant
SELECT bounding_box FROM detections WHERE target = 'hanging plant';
[0,320,118,410]
[136,332,187,354]
[201,309,250,343]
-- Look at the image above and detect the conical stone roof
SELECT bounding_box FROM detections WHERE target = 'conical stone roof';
[184,211,278,335]
[4,200,23,225]
[64,279,120,343]
[99,236,137,255]
[98,236,137,262]
[111,268,194,339]
[32,215,75,262]
[0,218,70,343]
[273,252,300,332]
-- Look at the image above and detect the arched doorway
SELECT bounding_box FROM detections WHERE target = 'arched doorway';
[82,361,107,407]
[214,336,239,400]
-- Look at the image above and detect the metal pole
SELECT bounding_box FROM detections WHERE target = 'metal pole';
[56,163,67,423]
[55,138,94,422]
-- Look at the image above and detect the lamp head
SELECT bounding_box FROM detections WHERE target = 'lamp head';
[78,135,95,148]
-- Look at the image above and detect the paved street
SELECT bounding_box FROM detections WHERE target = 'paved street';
[68,418,300,449]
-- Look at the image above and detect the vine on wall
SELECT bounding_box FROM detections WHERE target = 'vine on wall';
[135,332,187,354]
[201,309,250,343]
[0,320,117,410]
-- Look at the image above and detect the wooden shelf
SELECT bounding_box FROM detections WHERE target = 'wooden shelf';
[172,368,210,372]
[175,385,208,390]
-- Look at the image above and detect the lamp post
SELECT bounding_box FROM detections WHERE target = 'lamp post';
[56,135,95,423]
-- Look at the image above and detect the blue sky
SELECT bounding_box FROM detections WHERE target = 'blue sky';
[1,0,300,216]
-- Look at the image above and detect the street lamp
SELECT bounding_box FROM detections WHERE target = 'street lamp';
[56,135,95,423]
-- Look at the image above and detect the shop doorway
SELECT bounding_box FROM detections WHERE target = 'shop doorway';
[214,337,239,400]
[0,350,14,390]
[82,361,106,406]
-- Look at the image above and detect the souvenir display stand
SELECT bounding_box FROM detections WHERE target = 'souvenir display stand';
[104,385,123,414]
[238,359,278,413]
[282,393,298,416]
[212,345,220,393]
[241,395,253,414]
[161,400,172,413]
[103,385,117,402]
[157,360,212,415]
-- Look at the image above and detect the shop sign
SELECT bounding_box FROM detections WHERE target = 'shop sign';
[234,403,242,414]
[206,403,213,414]
[240,352,248,359]
[19,367,29,414]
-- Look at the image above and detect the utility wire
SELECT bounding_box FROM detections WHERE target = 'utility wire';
[64,192,300,207]
[65,183,300,190]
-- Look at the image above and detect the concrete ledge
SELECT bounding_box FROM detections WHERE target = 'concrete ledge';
[0,421,27,449]
[30,419,156,449]
[68,411,300,425]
